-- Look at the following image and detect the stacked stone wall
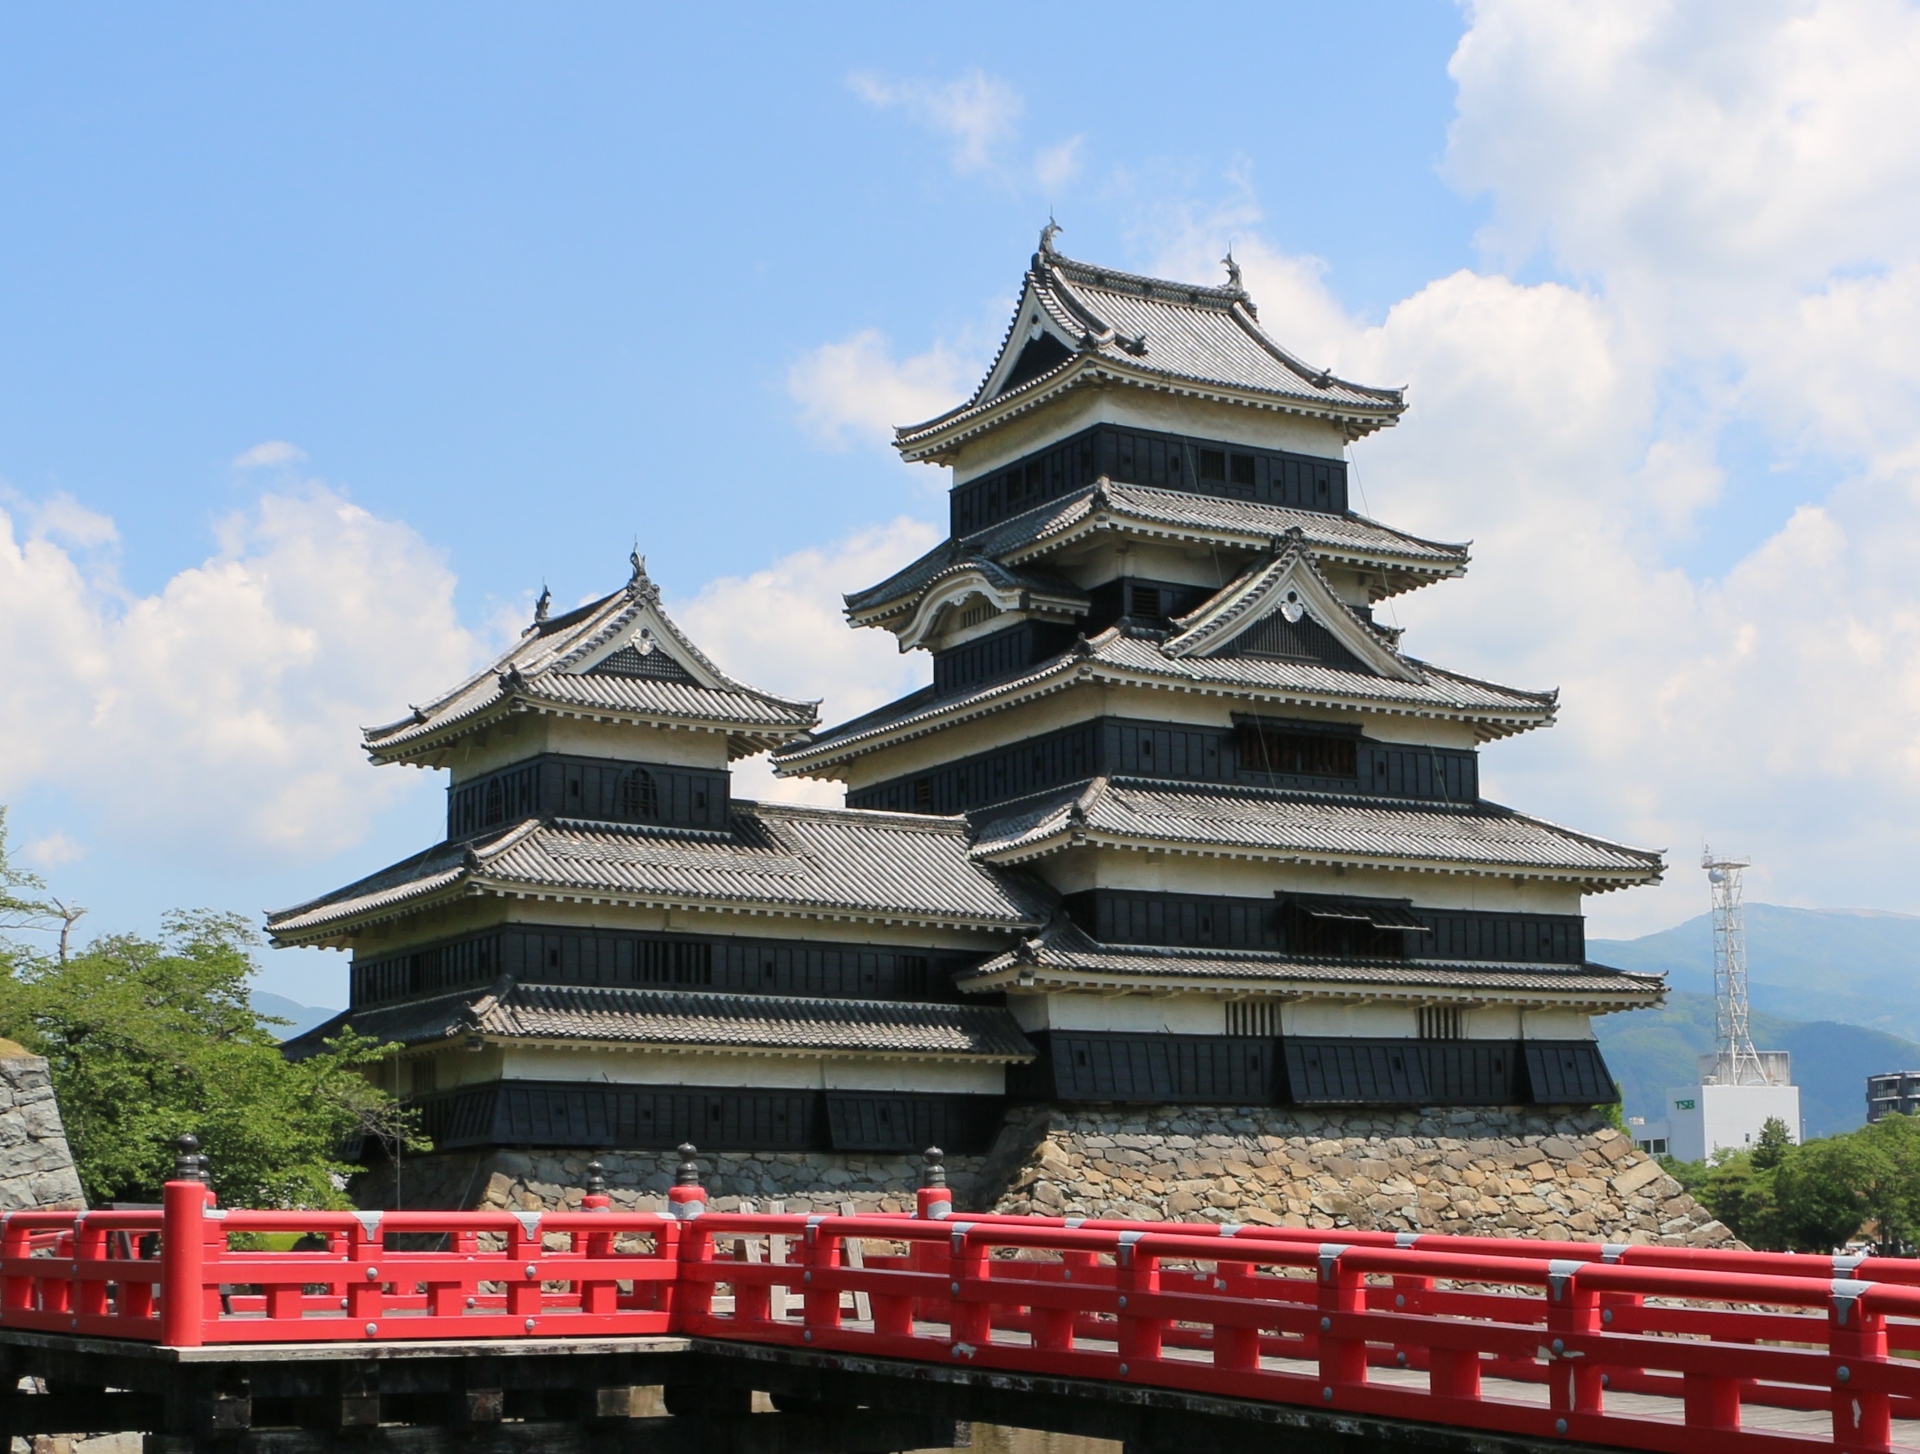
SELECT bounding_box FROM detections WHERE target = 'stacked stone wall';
[355,1104,1733,1249]
[355,1146,992,1213]
[0,1044,85,1213]
[991,1104,1736,1246]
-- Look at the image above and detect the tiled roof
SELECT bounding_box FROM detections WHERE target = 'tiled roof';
[897,242,1406,459]
[966,777,1665,888]
[845,481,1467,624]
[773,625,1556,776]
[266,800,1050,945]
[959,918,1663,1007]
[283,981,1034,1061]
[363,558,818,764]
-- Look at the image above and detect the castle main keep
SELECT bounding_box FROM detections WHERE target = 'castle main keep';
[274,231,1692,1232]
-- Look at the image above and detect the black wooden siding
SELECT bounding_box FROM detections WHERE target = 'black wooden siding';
[351,926,952,1008]
[949,424,1349,535]
[1523,1042,1617,1103]
[449,753,729,839]
[400,1081,1005,1155]
[1011,1035,1613,1107]
[1082,578,1218,633]
[932,621,1080,696]
[846,716,1478,815]
[1019,1033,1278,1104]
[1059,889,1584,965]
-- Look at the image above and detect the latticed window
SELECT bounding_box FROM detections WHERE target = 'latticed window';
[1235,722,1358,778]
[482,777,504,826]
[620,768,658,820]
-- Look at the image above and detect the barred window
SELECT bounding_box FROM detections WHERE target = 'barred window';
[621,768,658,820]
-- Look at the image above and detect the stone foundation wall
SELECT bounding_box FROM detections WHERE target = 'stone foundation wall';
[352,1103,1734,1249]
[0,1045,85,1212]
[353,1146,992,1213]
[991,1104,1736,1247]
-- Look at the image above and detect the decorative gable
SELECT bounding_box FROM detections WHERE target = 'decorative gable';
[1163,532,1422,683]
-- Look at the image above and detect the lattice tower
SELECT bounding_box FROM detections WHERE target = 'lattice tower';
[1702,846,1768,1085]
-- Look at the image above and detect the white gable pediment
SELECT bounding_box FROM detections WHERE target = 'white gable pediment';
[1163,540,1421,683]
[977,280,1084,403]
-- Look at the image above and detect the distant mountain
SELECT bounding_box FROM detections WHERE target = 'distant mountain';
[251,992,341,1040]
[1592,991,1920,1137]
[1592,903,1920,1041]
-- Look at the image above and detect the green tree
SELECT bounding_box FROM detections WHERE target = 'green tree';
[1750,1116,1793,1170]
[1771,1133,1873,1252]
[1,908,419,1208]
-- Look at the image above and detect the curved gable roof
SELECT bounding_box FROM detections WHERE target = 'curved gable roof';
[896,234,1407,461]
[364,555,819,765]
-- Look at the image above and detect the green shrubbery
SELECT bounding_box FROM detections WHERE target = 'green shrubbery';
[1662,1113,1920,1253]
[0,807,417,1208]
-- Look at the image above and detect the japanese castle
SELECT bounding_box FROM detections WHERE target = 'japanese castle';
[275,229,1664,1189]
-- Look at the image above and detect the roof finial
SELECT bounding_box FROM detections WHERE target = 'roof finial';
[534,583,551,623]
[1039,215,1062,257]
[629,544,646,585]
[1222,246,1244,294]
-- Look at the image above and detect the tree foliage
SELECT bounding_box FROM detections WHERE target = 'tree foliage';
[1663,1113,1920,1253]
[0,826,418,1208]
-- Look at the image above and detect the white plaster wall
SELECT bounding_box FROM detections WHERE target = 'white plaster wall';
[497,1045,1006,1094]
[1521,1009,1596,1040]
[1036,848,1587,916]
[446,715,733,783]
[950,388,1349,483]
[1012,993,1226,1035]
[343,894,1020,963]
[1283,1002,1419,1037]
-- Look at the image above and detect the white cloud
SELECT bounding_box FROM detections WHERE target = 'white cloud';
[0,486,480,862]
[1033,136,1085,193]
[21,832,84,870]
[232,440,307,470]
[848,69,1023,174]
[672,519,941,806]
[787,328,979,449]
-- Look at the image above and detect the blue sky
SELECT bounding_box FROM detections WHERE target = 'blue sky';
[5,2,1920,1006]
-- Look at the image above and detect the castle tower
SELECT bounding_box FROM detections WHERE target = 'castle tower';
[271,232,1673,1216]
[271,556,1047,1202]
[774,231,1665,1111]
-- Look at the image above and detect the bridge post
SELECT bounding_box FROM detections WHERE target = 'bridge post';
[802,1210,845,1337]
[1315,1243,1365,1403]
[159,1136,211,1348]
[669,1145,714,1321]
[917,1147,952,1220]
[944,1223,990,1349]
[1115,1231,1162,1375]
[1211,1237,1258,1372]
[1545,1260,1603,1419]
[1831,1279,1892,1452]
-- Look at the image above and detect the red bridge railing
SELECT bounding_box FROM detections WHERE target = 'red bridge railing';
[5,1168,1919,1453]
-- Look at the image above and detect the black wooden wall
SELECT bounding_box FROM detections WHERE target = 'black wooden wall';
[846,715,1479,815]
[449,753,729,839]
[399,1081,1006,1156]
[1010,1032,1613,1107]
[1059,889,1585,964]
[352,926,961,1008]
[950,424,1350,535]
[932,621,1081,696]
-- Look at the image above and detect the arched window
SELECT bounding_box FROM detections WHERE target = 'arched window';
[620,768,658,821]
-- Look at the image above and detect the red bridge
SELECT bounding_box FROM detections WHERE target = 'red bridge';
[2,1166,1914,1454]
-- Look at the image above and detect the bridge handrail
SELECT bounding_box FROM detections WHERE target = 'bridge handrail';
[8,1177,1920,1451]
